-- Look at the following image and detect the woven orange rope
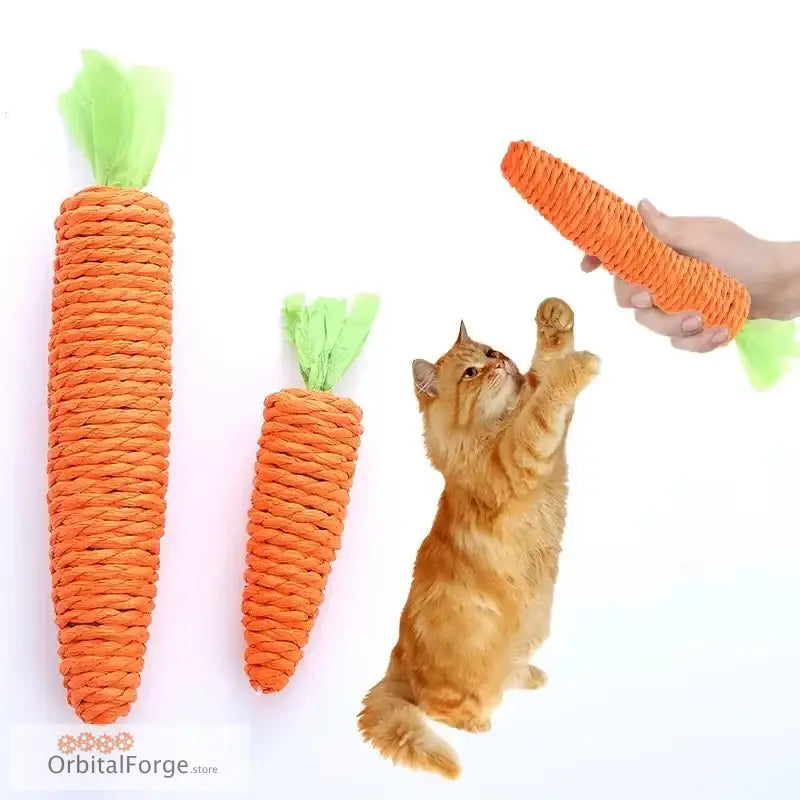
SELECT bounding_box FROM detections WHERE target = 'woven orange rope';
[48,186,173,724]
[501,141,750,336]
[242,388,363,692]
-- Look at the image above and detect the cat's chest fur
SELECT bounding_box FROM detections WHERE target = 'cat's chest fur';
[451,468,568,594]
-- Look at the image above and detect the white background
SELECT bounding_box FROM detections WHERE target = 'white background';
[3,2,800,798]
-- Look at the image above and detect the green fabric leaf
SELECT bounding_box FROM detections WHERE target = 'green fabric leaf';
[58,50,170,189]
[282,295,380,392]
[325,295,380,389]
[127,65,171,188]
[58,70,94,169]
[734,319,800,390]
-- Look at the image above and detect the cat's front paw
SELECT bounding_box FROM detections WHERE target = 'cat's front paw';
[571,350,601,391]
[552,350,600,394]
[536,297,574,335]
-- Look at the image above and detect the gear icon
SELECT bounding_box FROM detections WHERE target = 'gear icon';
[57,735,77,755]
[115,732,134,752]
[95,734,116,755]
[76,732,96,752]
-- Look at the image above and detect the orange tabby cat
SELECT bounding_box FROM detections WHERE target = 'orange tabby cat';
[357,298,599,780]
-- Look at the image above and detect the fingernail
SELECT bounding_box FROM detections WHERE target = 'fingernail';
[681,314,703,334]
[630,291,652,308]
[711,328,729,345]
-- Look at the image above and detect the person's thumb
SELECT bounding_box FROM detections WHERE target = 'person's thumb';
[637,199,693,254]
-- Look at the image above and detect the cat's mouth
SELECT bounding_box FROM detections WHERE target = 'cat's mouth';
[475,362,525,423]
[486,362,524,403]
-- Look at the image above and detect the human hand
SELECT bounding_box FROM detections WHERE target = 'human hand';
[581,200,800,352]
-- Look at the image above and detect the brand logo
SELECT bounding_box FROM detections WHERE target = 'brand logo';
[56,731,135,755]
[47,729,218,779]
[10,724,250,791]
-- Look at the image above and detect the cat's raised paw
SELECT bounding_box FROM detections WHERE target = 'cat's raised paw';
[552,350,600,393]
[573,350,600,374]
[572,351,600,390]
[536,297,574,335]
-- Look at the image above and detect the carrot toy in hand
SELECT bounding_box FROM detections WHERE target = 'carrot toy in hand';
[501,141,800,389]
[48,51,173,723]
[242,294,379,693]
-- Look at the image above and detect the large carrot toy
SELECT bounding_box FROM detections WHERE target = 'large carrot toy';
[242,294,379,693]
[502,141,800,389]
[48,51,172,723]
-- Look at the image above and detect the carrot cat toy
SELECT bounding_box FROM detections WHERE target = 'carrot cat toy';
[501,141,800,389]
[48,51,172,724]
[242,294,379,693]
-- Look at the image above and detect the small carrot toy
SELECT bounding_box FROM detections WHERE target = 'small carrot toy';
[242,294,379,693]
[502,141,800,389]
[48,51,173,723]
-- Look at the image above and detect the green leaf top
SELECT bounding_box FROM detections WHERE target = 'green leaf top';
[735,318,800,390]
[283,295,380,392]
[59,50,171,189]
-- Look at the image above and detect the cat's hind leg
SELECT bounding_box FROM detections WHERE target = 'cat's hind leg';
[529,297,575,383]
[504,663,548,691]
[420,688,496,734]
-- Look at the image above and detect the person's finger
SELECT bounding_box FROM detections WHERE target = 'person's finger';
[614,277,652,309]
[638,199,706,257]
[581,254,601,272]
[633,308,704,338]
[670,326,730,353]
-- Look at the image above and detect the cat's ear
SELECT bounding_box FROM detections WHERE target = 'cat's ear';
[412,359,438,397]
[456,320,471,345]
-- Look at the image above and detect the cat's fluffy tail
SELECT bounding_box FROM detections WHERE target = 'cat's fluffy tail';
[357,677,460,780]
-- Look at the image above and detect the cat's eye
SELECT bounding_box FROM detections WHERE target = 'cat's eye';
[463,367,478,378]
